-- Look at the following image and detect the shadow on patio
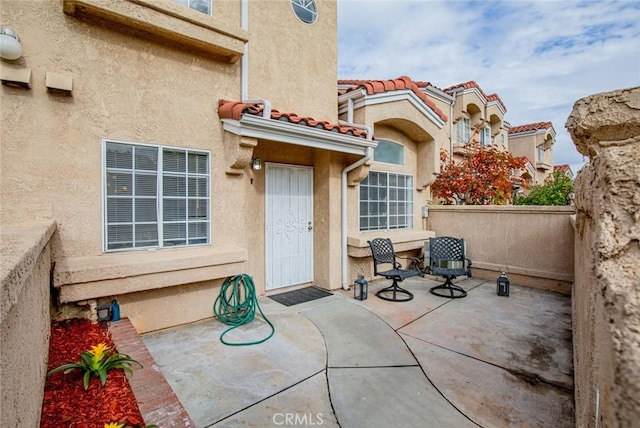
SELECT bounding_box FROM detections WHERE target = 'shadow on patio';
[116,276,574,427]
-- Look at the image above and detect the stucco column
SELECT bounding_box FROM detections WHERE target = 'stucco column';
[313,151,343,289]
[566,86,640,428]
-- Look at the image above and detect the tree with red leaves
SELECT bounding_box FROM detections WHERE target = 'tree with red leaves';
[431,143,529,205]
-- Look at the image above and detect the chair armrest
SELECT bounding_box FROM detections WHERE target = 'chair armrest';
[398,255,423,272]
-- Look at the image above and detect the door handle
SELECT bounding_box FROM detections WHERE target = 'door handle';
[308,221,313,231]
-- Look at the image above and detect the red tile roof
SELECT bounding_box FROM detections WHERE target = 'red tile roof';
[218,99,370,139]
[443,80,507,112]
[338,76,448,122]
[554,164,572,173]
[508,121,555,135]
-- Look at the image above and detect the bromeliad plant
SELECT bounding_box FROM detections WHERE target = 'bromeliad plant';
[47,343,142,389]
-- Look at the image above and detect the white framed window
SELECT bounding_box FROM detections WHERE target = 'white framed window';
[537,144,545,161]
[291,0,317,24]
[374,139,404,165]
[456,117,470,143]
[500,133,505,146]
[173,0,212,15]
[359,171,413,232]
[480,126,491,146]
[104,140,210,252]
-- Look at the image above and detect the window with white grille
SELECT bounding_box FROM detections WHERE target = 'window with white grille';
[359,171,413,232]
[104,141,210,251]
[456,117,470,143]
[480,126,491,146]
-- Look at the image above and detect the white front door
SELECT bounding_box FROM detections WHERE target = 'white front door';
[266,164,314,290]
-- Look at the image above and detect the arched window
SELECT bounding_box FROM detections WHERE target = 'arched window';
[291,0,317,24]
[374,139,404,165]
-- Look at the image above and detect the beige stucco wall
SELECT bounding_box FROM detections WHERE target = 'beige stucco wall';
[566,86,640,427]
[426,205,575,294]
[1,0,245,258]
[0,221,56,427]
[248,0,337,120]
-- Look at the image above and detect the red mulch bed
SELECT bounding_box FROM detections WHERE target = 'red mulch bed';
[41,319,145,428]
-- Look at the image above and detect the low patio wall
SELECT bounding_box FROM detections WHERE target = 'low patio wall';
[0,221,56,427]
[567,86,640,427]
[426,205,575,295]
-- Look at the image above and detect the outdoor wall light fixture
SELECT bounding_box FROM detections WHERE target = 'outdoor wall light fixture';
[354,274,368,300]
[251,157,262,170]
[497,271,510,297]
[0,26,23,61]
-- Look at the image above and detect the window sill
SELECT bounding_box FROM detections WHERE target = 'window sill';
[54,245,247,303]
[64,0,248,63]
[347,230,435,257]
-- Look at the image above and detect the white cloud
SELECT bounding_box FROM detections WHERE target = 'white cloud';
[338,0,640,174]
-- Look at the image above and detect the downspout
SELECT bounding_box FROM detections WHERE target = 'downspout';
[241,0,248,100]
[340,121,374,290]
[449,89,461,161]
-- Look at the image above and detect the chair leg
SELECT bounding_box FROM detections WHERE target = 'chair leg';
[430,276,467,298]
[376,279,414,302]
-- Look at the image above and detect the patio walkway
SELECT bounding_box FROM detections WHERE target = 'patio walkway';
[122,277,575,427]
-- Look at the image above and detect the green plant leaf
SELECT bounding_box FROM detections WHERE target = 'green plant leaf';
[47,362,82,376]
[98,368,108,386]
[83,371,91,390]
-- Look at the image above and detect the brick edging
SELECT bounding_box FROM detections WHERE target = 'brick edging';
[109,318,195,427]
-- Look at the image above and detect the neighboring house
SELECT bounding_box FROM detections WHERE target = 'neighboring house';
[554,164,574,179]
[440,81,509,157]
[508,122,556,185]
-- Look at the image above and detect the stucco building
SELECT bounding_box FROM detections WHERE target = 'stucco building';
[1,0,452,333]
[508,121,557,185]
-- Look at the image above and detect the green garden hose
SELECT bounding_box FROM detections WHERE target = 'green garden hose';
[213,274,275,346]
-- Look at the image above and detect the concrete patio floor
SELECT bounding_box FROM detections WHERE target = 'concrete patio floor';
[141,277,575,427]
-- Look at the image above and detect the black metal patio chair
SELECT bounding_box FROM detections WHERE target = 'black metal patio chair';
[427,236,472,298]
[368,238,422,302]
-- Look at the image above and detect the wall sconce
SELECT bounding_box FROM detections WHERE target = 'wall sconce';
[0,26,23,61]
[251,158,262,170]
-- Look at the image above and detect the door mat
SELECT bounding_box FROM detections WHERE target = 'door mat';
[268,287,333,307]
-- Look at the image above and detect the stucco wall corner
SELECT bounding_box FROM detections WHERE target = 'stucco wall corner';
[0,221,57,324]
[565,86,640,157]
[0,220,56,427]
[569,86,640,427]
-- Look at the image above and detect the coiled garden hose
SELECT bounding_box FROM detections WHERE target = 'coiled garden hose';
[213,274,275,346]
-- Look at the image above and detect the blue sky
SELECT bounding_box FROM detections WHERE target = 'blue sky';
[337,0,640,174]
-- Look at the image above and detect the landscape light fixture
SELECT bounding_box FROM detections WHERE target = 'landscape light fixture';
[497,272,510,297]
[0,26,23,60]
[96,302,112,323]
[354,274,368,300]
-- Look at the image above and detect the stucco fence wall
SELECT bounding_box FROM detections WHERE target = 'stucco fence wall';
[0,221,56,427]
[567,86,640,428]
[426,205,575,295]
